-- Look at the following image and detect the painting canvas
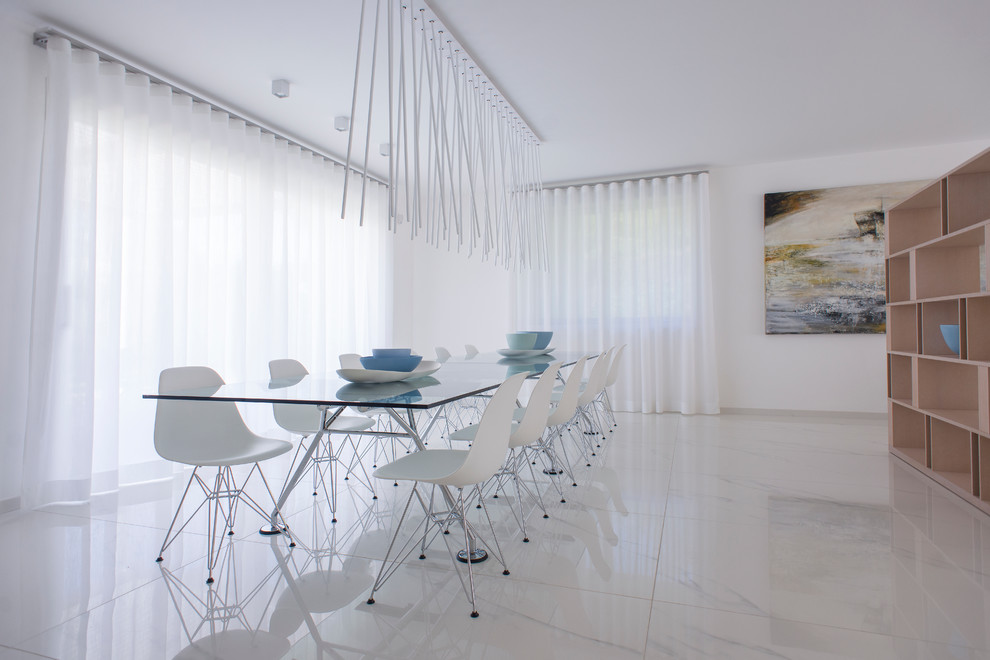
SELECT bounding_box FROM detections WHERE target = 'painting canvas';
[764,181,926,334]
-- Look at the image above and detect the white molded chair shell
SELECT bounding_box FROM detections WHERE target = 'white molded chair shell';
[373,372,527,488]
[576,347,613,408]
[269,359,374,434]
[546,356,589,427]
[604,344,626,388]
[465,344,479,358]
[155,367,291,466]
[435,346,452,362]
[509,362,562,449]
[338,353,363,370]
[449,363,562,447]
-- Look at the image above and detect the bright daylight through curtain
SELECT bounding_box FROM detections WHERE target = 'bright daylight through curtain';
[22,38,394,508]
[514,174,719,414]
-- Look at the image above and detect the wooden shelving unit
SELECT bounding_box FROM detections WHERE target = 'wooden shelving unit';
[887,146,990,514]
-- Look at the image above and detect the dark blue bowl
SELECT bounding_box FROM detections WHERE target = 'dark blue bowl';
[522,331,553,350]
[360,355,423,372]
[372,348,413,358]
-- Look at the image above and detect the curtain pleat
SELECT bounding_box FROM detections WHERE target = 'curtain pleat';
[23,38,394,508]
[515,174,719,414]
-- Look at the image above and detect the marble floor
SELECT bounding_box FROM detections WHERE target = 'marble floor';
[1,411,989,659]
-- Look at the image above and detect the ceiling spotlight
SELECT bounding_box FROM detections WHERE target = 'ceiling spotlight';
[334,116,350,132]
[271,79,290,99]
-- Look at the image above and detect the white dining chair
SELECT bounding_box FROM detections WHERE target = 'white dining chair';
[338,353,414,468]
[597,344,627,429]
[365,372,527,618]
[270,359,377,523]
[450,362,563,542]
[154,366,294,583]
[435,346,452,362]
[562,347,615,462]
[534,355,589,500]
[464,344,479,358]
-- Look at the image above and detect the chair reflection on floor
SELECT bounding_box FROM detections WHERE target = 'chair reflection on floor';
[160,541,288,660]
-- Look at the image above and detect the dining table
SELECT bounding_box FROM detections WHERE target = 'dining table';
[143,349,591,563]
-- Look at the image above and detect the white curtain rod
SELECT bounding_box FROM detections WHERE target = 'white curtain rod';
[32,26,389,186]
[542,168,709,191]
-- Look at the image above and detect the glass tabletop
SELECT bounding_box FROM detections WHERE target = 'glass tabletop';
[143,350,592,410]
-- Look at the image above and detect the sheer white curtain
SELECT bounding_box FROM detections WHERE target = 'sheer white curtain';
[515,174,719,414]
[23,38,393,508]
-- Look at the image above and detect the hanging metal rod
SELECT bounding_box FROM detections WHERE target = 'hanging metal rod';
[541,167,710,191]
[421,0,542,144]
[32,26,389,186]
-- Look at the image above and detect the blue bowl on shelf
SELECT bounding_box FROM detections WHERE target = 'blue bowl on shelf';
[940,324,960,355]
[506,332,538,350]
[371,348,413,358]
[522,330,553,350]
[360,355,423,372]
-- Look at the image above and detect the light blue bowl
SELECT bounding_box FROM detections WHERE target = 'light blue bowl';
[360,355,423,372]
[506,332,538,350]
[372,348,412,358]
[940,324,960,355]
[522,330,553,350]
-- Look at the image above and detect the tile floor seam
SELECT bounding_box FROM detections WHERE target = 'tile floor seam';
[642,417,679,660]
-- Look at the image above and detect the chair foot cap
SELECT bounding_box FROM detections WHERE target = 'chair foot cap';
[470,611,479,618]
[367,598,375,605]
[206,577,214,585]
[228,530,235,536]
[523,537,529,543]
[289,541,296,547]
[372,495,378,500]
[331,518,337,523]
[560,499,566,503]
[502,569,510,575]
[419,554,426,560]
[155,556,163,563]
[543,514,549,519]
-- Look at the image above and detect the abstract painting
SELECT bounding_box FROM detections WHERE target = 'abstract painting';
[764,181,926,334]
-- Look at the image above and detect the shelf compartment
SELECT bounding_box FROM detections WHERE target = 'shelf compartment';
[930,418,975,494]
[980,436,989,502]
[887,179,944,254]
[886,254,912,303]
[947,152,990,232]
[913,227,984,299]
[888,303,918,353]
[888,354,913,405]
[916,358,980,430]
[965,296,990,362]
[920,299,962,357]
[889,402,928,466]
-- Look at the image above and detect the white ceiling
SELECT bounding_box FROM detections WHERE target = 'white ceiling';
[7,0,990,183]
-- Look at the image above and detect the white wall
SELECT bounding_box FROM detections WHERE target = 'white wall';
[710,140,990,413]
[0,8,46,511]
[400,239,514,359]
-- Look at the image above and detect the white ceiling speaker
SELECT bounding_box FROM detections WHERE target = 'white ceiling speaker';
[334,116,350,132]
